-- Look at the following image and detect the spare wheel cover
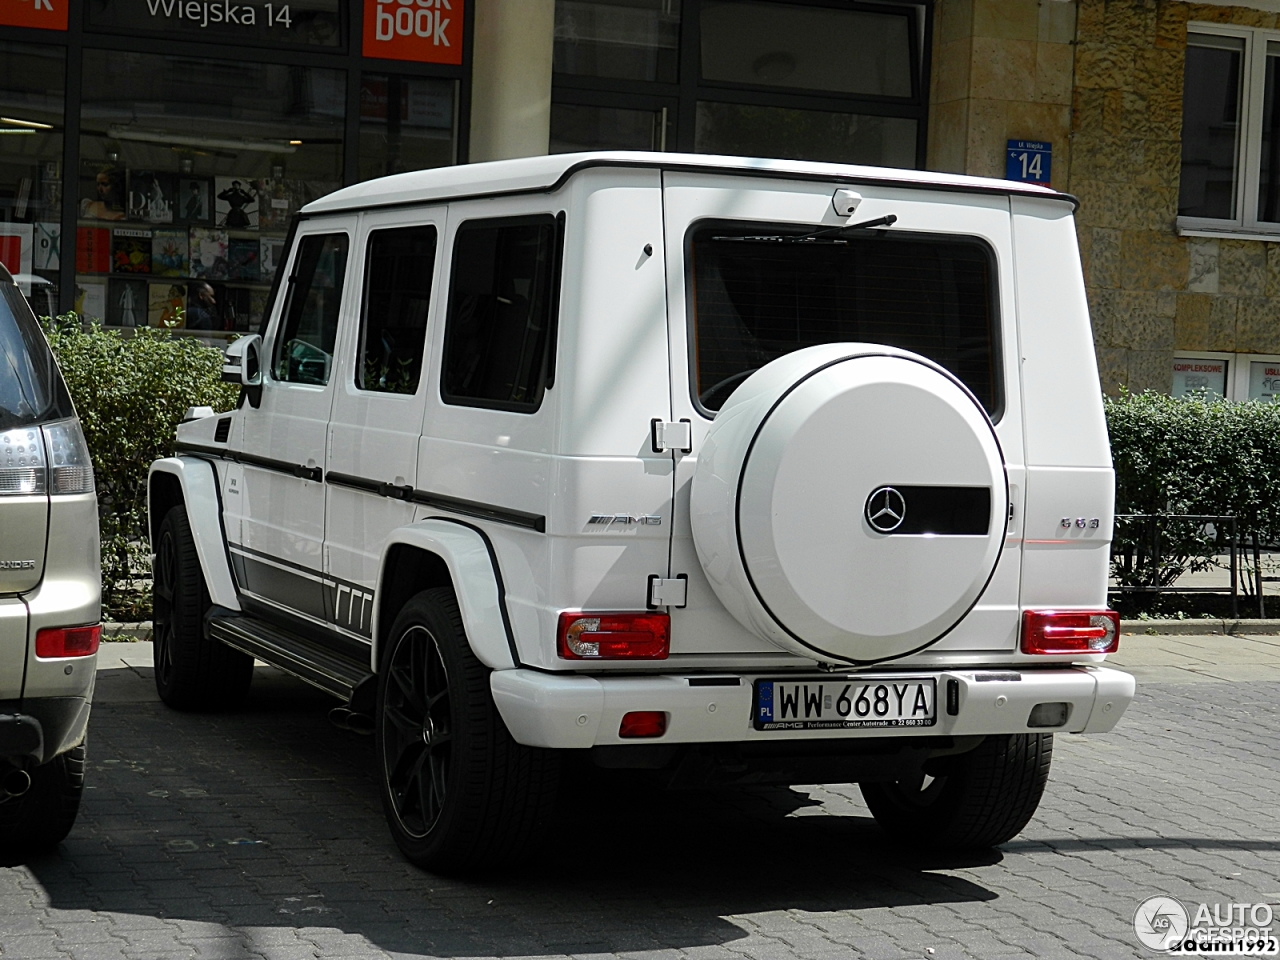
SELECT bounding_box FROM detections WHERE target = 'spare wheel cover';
[691,345,1007,665]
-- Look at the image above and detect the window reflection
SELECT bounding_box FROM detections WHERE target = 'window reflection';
[695,101,917,167]
[1180,34,1244,221]
[0,41,65,318]
[554,0,681,83]
[77,50,344,336]
[700,0,914,98]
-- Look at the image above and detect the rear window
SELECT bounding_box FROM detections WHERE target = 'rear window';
[0,283,73,431]
[688,223,1001,417]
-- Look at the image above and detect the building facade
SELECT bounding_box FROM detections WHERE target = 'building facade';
[2,0,1279,398]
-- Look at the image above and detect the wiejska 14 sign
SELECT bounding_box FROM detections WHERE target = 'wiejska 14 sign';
[87,0,343,47]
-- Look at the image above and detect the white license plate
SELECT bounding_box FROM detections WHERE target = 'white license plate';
[753,677,937,731]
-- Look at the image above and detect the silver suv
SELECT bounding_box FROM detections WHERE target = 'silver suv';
[0,263,100,850]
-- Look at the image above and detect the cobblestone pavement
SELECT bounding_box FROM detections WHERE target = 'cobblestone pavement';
[1,641,1278,960]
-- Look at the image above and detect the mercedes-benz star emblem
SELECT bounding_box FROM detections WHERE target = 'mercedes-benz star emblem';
[865,486,907,533]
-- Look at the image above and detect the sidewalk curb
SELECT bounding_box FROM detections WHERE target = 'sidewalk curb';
[102,621,153,642]
[1121,618,1280,636]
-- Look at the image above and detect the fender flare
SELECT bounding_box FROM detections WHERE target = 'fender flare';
[373,519,518,673]
[148,457,241,611]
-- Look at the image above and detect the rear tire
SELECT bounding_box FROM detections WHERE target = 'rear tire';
[0,743,86,851]
[152,505,253,709]
[375,588,559,875]
[860,733,1052,849]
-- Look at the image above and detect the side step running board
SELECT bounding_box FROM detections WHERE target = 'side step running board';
[208,615,372,702]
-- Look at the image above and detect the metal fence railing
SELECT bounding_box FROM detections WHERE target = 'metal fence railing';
[1108,514,1239,619]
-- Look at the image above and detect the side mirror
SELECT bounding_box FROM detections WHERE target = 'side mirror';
[222,334,263,408]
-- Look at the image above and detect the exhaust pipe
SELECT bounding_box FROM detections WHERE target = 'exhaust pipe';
[328,706,375,736]
[2,769,32,799]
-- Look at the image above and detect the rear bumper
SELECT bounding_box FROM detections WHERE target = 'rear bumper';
[0,697,91,765]
[491,665,1135,749]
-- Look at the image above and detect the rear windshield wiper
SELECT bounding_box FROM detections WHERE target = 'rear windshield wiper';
[712,214,897,244]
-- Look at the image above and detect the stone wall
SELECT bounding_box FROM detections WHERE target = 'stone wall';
[1072,0,1280,393]
[928,0,1078,180]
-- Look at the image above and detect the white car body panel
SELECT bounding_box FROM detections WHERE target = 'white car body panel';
[374,520,516,672]
[148,457,240,611]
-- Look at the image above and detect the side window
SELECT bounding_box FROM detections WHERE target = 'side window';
[357,225,437,394]
[272,233,349,386]
[442,215,562,412]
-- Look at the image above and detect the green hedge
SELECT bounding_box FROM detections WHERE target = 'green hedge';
[42,314,238,618]
[1105,389,1280,589]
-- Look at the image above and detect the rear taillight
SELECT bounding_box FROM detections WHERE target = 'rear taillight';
[35,625,101,658]
[1021,610,1119,655]
[0,427,46,495]
[557,612,670,660]
[0,418,94,498]
[43,419,95,495]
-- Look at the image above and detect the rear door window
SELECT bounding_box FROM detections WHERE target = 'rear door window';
[357,225,437,394]
[441,215,563,412]
[688,223,1000,417]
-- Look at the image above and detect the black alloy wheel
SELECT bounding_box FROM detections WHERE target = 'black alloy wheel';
[374,588,559,874]
[151,505,252,710]
[381,624,452,839]
[152,522,179,691]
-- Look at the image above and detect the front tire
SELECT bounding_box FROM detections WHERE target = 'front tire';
[0,743,87,851]
[152,505,253,709]
[860,733,1053,849]
[376,588,559,874]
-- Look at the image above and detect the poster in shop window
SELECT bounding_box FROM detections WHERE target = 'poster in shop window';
[1171,358,1227,398]
[1249,362,1280,402]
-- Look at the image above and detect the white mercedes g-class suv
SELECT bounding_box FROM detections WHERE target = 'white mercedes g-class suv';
[1,263,100,851]
[150,152,1134,873]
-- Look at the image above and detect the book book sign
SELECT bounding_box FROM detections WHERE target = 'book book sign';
[363,0,463,65]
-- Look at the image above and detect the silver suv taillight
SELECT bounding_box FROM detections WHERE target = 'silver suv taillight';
[0,418,94,497]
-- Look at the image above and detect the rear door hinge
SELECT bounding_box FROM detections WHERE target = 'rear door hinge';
[650,418,692,454]
[647,574,688,609]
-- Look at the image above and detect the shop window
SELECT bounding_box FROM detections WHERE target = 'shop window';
[1172,354,1230,398]
[442,216,563,413]
[1179,26,1280,237]
[273,233,350,386]
[554,0,681,83]
[550,103,670,152]
[0,41,65,319]
[358,75,457,180]
[551,0,926,166]
[699,0,914,98]
[694,101,917,166]
[76,50,345,337]
[358,226,438,395]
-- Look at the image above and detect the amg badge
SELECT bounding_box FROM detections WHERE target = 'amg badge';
[588,514,662,526]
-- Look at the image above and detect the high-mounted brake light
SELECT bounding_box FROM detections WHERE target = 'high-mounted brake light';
[35,625,101,659]
[1021,610,1119,655]
[557,612,670,660]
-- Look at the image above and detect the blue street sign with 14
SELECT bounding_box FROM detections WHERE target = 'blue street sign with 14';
[1007,140,1051,184]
